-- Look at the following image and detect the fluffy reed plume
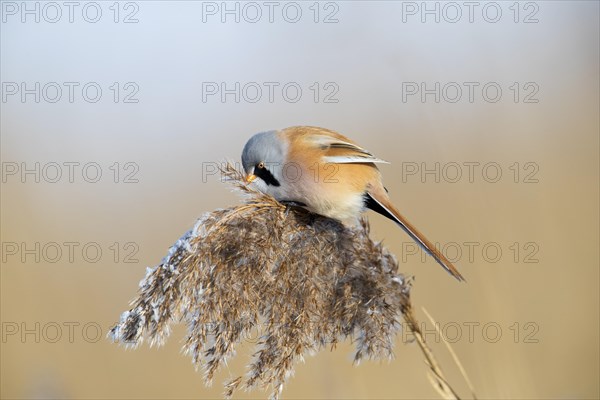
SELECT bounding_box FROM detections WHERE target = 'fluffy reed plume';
[109,163,461,399]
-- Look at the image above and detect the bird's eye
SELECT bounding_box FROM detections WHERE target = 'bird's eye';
[257,162,265,169]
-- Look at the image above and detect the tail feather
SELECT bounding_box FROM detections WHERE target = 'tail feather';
[365,192,465,282]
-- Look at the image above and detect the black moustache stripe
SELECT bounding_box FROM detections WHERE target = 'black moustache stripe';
[256,168,281,187]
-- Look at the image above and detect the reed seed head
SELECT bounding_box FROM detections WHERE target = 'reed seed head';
[109,163,413,399]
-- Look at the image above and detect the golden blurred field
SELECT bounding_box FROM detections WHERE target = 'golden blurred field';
[1,1,598,399]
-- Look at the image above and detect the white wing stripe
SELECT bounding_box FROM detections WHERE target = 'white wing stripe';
[323,156,390,164]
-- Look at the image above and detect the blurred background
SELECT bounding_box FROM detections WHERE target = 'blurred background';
[1,1,598,399]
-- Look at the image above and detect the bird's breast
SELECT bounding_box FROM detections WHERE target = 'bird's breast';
[279,161,379,223]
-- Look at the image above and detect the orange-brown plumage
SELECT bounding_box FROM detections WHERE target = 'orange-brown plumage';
[242,126,465,281]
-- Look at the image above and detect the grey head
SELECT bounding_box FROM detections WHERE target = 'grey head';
[241,130,286,188]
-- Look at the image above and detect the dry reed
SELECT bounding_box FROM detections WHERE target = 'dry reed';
[109,163,464,399]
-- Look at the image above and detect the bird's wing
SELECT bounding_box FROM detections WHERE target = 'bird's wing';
[304,131,389,164]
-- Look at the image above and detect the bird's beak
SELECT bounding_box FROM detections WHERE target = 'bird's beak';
[245,174,257,184]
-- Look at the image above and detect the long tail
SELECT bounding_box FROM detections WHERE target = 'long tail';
[365,192,465,282]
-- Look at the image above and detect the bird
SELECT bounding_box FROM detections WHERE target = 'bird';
[241,126,464,281]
